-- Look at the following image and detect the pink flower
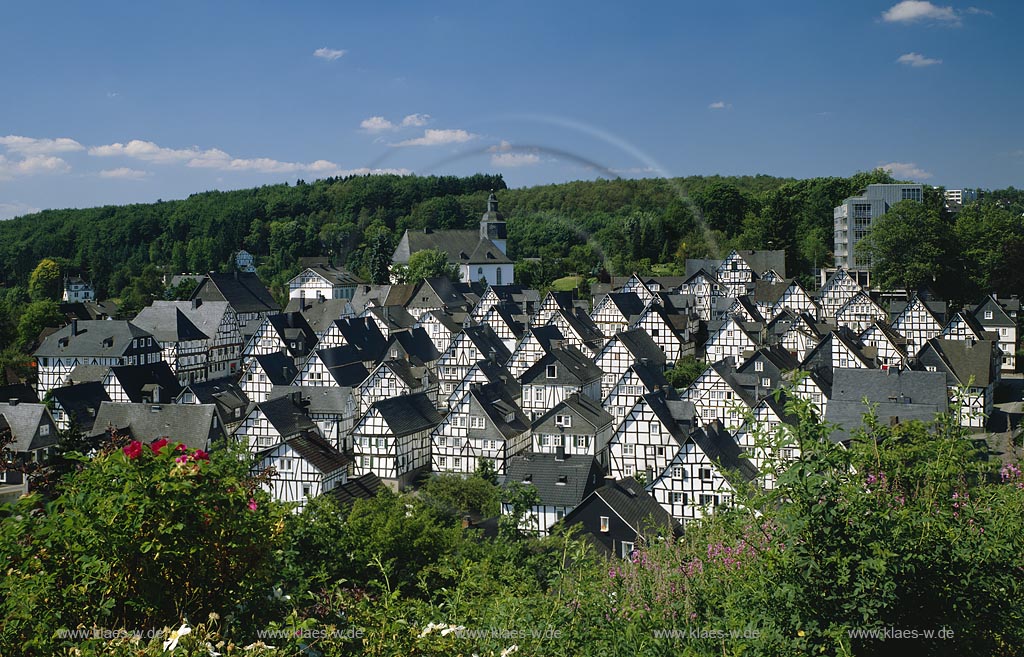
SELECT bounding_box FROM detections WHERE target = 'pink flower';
[175,455,189,464]
[176,443,188,453]
[123,441,143,460]
[191,449,210,462]
[150,438,170,454]
[247,498,258,511]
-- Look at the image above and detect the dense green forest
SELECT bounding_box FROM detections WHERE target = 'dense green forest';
[1,171,1022,359]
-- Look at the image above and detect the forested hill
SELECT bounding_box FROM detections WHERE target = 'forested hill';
[2,170,1020,316]
[0,171,876,297]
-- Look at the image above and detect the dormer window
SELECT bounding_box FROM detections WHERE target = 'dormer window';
[985,310,994,320]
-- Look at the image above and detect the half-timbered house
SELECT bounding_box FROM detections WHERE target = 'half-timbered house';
[530,393,615,467]
[594,328,666,399]
[103,362,182,404]
[703,316,760,365]
[608,391,697,481]
[253,432,352,511]
[430,381,530,475]
[502,452,604,535]
[590,292,647,338]
[970,295,1018,372]
[435,324,511,400]
[132,305,210,385]
[601,360,671,425]
[233,394,320,453]
[520,345,603,421]
[92,401,225,451]
[891,293,944,355]
[351,392,443,491]
[563,476,682,557]
[240,352,299,402]
[916,338,1001,428]
[835,291,887,333]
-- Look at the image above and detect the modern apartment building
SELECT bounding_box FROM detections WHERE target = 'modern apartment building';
[833,184,923,286]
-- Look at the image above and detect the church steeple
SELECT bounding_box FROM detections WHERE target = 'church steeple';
[479,190,507,255]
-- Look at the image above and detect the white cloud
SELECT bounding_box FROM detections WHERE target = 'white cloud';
[313,47,346,61]
[360,113,431,133]
[965,6,993,15]
[0,135,84,155]
[491,152,540,167]
[360,116,396,133]
[99,167,148,179]
[880,161,933,180]
[882,1,959,24]
[392,129,477,147]
[0,201,42,220]
[897,52,942,67]
[89,139,199,163]
[400,113,430,127]
[0,154,70,179]
[708,101,731,110]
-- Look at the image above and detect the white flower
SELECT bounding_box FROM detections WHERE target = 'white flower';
[243,641,277,651]
[162,623,191,652]
[419,622,439,638]
[440,624,465,636]
[501,645,519,657]
[206,643,222,657]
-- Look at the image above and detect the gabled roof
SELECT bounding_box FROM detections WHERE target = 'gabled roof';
[365,304,419,332]
[394,228,512,266]
[551,308,605,348]
[331,317,387,361]
[270,385,353,416]
[49,381,109,433]
[862,320,908,351]
[92,402,220,449]
[191,271,280,315]
[570,476,680,536]
[466,381,530,440]
[408,277,475,312]
[284,297,350,335]
[733,250,786,277]
[533,393,615,434]
[942,310,989,341]
[640,390,696,446]
[327,472,384,506]
[266,313,318,355]
[626,360,671,394]
[291,264,363,288]
[257,395,319,439]
[825,369,949,443]
[602,293,647,321]
[751,280,791,306]
[918,338,1000,388]
[460,359,522,400]
[36,320,154,358]
[418,309,463,334]
[109,362,183,403]
[386,328,442,366]
[690,421,758,482]
[372,359,422,389]
[273,432,352,475]
[59,300,119,321]
[0,383,39,404]
[367,392,444,437]
[521,347,603,386]
[460,324,513,364]
[613,328,667,367]
[153,300,234,339]
[504,453,604,507]
[131,306,209,343]
[0,402,57,452]
[253,352,299,385]
[969,295,1016,326]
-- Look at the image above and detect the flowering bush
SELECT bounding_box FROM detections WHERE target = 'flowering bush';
[0,434,285,656]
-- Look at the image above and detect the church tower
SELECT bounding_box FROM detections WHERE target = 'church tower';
[479,191,507,255]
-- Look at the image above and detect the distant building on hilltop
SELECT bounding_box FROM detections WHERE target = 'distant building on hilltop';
[832,183,924,286]
[235,250,256,273]
[944,188,980,213]
[62,276,95,303]
[392,192,513,285]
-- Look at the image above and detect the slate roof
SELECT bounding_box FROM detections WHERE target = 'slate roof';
[825,368,949,443]
[918,338,1000,388]
[59,300,119,321]
[642,391,696,445]
[266,313,318,356]
[277,432,352,475]
[462,324,513,364]
[409,277,475,312]
[0,402,57,452]
[614,328,667,366]
[504,453,604,507]
[364,305,418,332]
[49,381,109,433]
[534,393,615,436]
[691,421,758,482]
[292,265,363,288]
[735,250,787,277]
[253,352,299,386]
[684,260,721,279]
[368,392,444,437]
[603,293,647,321]
[154,300,233,340]
[285,297,350,335]
[326,472,384,506]
[269,385,353,416]
[969,296,1016,327]
[574,476,681,536]
[179,377,249,409]
[521,346,603,386]
[460,359,522,400]
[386,327,442,366]
[332,317,388,361]
[67,364,110,385]
[0,383,39,404]
[131,306,209,343]
[92,402,220,449]
[109,363,183,403]
[36,321,154,358]
[552,308,605,349]
[370,360,422,389]
[257,395,319,438]
[467,381,530,440]
[190,271,280,315]
[393,229,512,266]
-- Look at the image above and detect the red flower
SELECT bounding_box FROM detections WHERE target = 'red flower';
[191,449,210,462]
[123,441,143,460]
[247,498,258,511]
[176,443,188,453]
[150,438,170,454]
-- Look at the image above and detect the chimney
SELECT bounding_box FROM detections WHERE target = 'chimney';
[71,319,78,336]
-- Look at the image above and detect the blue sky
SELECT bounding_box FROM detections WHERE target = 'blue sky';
[1,0,1021,218]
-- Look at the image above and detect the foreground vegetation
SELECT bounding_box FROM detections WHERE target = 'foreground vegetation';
[2,398,1022,656]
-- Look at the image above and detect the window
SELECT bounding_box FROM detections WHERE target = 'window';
[534,387,544,402]
[302,484,311,498]
[762,377,771,388]
[555,414,572,428]
[556,508,565,521]
[623,444,635,456]
[470,415,485,429]
[40,424,50,437]
[985,310,994,320]
[575,436,588,449]
[600,516,609,532]
[279,458,293,471]
[700,494,718,506]
[624,465,634,476]
[621,541,635,559]
[671,466,683,479]
[656,446,665,457]
[700,468,713,481]
[439,456,447,468]
[671,492,684,504]
[454,458,462,470]
[754,361,764,372]
[496,267,502,285]
[546,365,558,379]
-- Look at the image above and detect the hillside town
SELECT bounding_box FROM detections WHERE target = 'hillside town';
[3,187,1017,559]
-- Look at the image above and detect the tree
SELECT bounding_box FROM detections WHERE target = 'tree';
[399,248,461,286]
[16,299,62,351]
[665,355,707,389]
[365,229,394,284]
[857,200,956,291]
[420,472,501,519]
[692,181,748,236]
[28,258,61,302]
